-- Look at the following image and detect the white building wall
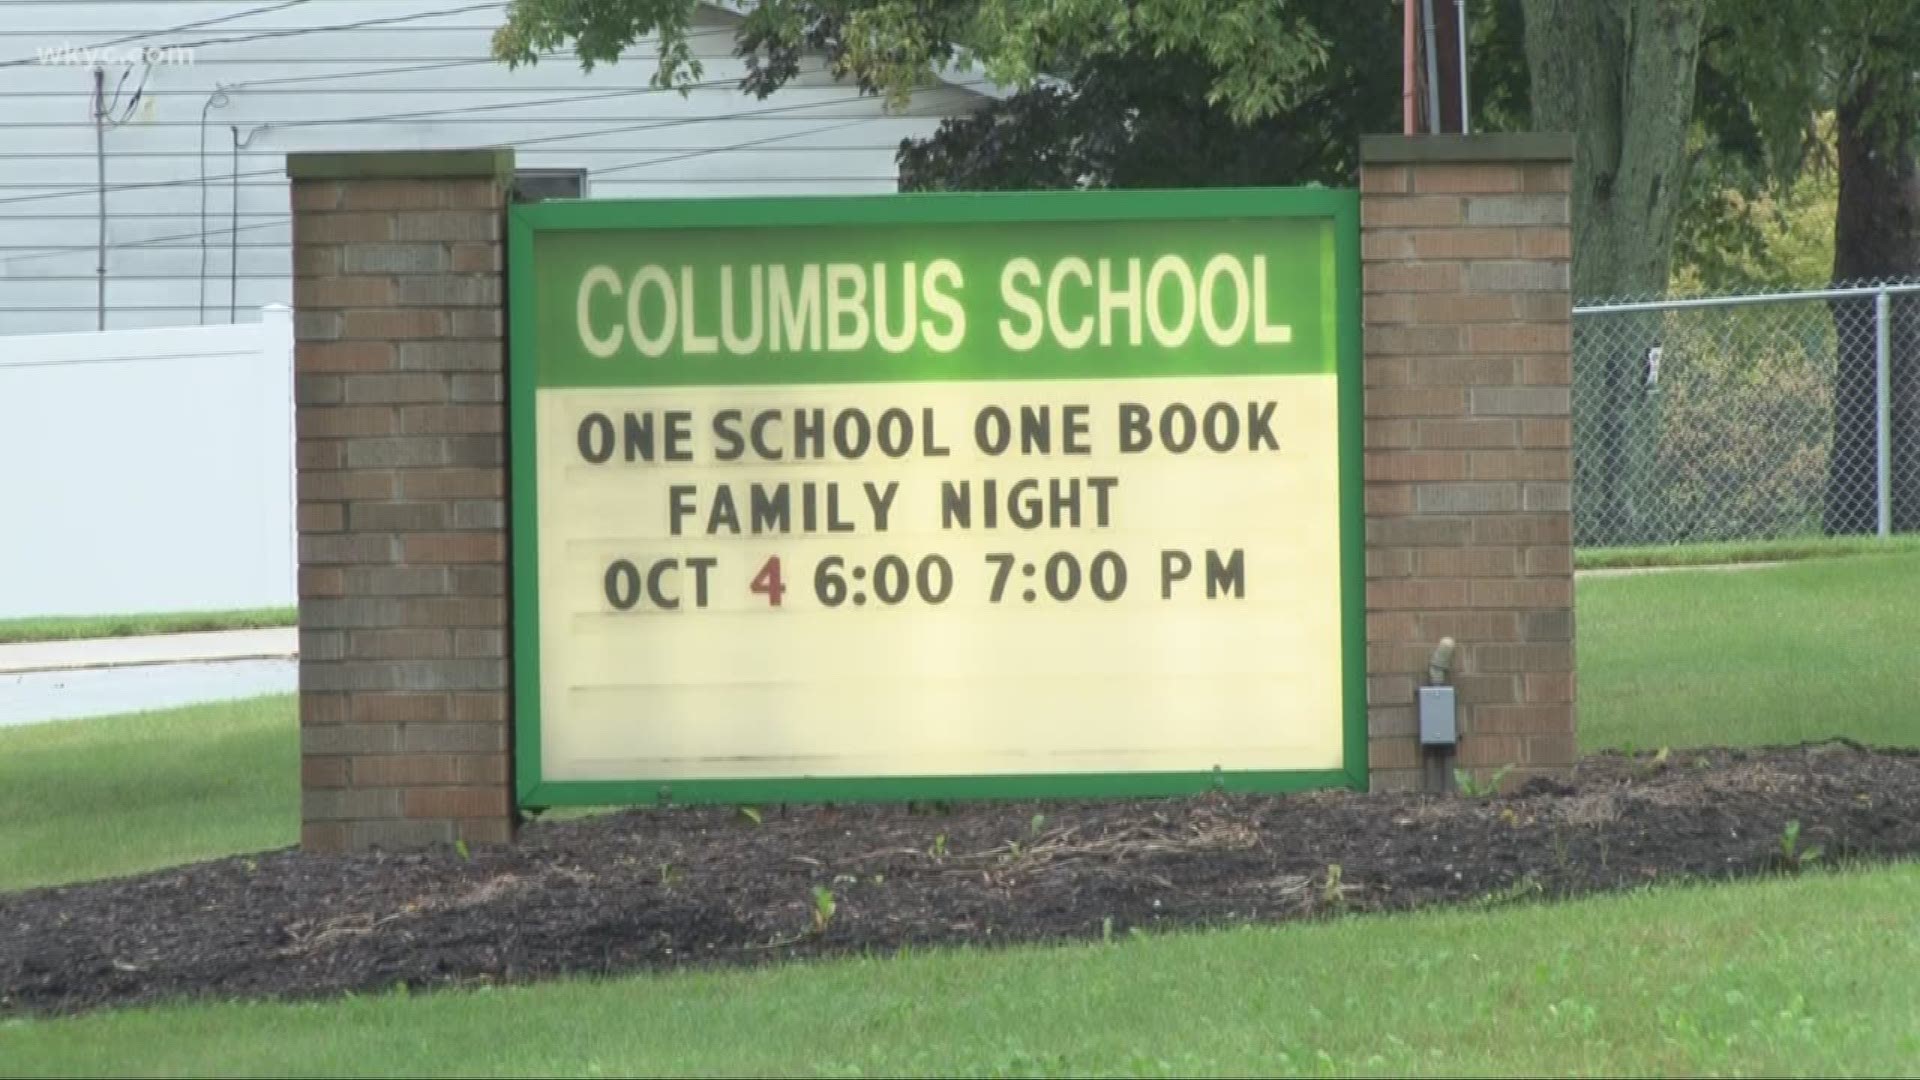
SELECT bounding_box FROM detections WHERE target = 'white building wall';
[0,1,987,335]
[0,307,296,618]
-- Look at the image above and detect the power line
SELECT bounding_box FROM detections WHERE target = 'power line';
[30,0,316,57]
[593,116,882,177]
[0,1,508,67]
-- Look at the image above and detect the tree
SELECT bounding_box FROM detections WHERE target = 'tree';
[1705,0,1920,533]
[493,0,1330,125]
[893,0,1400,193]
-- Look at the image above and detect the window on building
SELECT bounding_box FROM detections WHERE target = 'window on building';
[513,169,588,203]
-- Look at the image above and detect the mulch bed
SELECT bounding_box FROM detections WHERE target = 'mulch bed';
[5,743,1919,1017]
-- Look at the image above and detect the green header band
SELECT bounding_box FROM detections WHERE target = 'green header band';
[513,188,1354,389]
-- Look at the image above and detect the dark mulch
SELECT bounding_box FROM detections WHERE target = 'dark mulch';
[5,743,1919,1018]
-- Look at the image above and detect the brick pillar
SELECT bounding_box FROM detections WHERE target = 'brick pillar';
[288,149,516,851]
[1357,134,1576,792]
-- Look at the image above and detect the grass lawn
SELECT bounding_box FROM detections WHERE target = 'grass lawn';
[1576,550,1920,753]
[1573,531,1920,570]
[4,864,1917,1077]
[0,695,296,892]
[0,607,298,644]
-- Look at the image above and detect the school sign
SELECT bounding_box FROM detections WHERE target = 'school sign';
[508,191,1365,806]
[287,138,1576,851]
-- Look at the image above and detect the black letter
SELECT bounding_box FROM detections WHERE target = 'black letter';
[665,410,694,461]
[833,409,872,459]
[578,413,614,463]
[1062,404,1091,455]
[1248,401,1279,451]
[647,558,681,610]
[877,408,913,458]
[712,409,745,461]
[1119,403,1152,452]
[1203,402,1239,452]
[1161,550,1192,599]
[941,480,970,528]
[750,411,784,460]
[975,406,1011,455]
[668,485,697,537]
[687,557,718,607]
[1160,404,1196,453]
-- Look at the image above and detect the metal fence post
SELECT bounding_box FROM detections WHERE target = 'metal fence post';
[1876,288,1892,538]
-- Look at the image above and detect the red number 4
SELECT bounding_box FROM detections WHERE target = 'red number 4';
[750,556,786,607]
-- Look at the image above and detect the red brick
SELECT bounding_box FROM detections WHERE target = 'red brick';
[1475,704,1569,734]
[451,693,507,723]
[1367,548,1413,578]
[1454,674,1520,705]
[351,628,452,659]
[291,181,341,211]
[299,406,397,439]
[1524,672,1576,703]
[1361,195,1464,227]
[302,822,350,852]
[349,693,449,724]
[1471,579,1574,608]
[1458,735,1526,768]
[297,441,346,470]
[400,405,504,436]
[340,180,444,210]
[1419,419,1518,449]
[404,786,510,819]
[1522,355,1573,385]
[299,341,395,374]
[1365,450,1469,482]
[1412,163,1524,194]
[1367,387,1468,419]
[1360,165,1410,194]
[344,309,447,340]
[1368,674,1416,706]
[1524,546,1574,576]
[300,566,345,598]
[1365,484,1415,515]
[1366,324,1464,356]
[301,693,348,725]
[298,503,344,532]
[1410,357,1519,386]
[1410,228,1518,260]
[450,243,501,272]
[1413,293,1519,323]
[303,757,350,788]
[402,598,506,627]
[1369,738,1420,770]
[1472,515,1571,545]
[1368,579,1472,610]
[1365,419,1416,450]
[403,532,506,563]
[1477,643,1574,672]
[1467,324,1571,355]
[456,817,516,845]
[1367,611,1421,642]
[1366,516,1473,546]
[300,469,397,503]
[400,469,504,500]
[352,753,505,786]
[1364,293,1415,323]
[295,212,394,244]
[1525,733,1578,766]
[1363,261,1464,294]
[1522,163,1573,193]
[1416,547,1518,578]
[1520,419,1572,448]
[1518,227,1571,259]
[296,276,398,309]
[1419,610,1523,642]
[1470,451,1571,481]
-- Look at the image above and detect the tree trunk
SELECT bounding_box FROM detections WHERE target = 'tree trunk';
[1827,76,1920,535]
[1522,0,1704,544]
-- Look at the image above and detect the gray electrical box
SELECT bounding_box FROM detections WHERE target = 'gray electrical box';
[1418,685,1457,746]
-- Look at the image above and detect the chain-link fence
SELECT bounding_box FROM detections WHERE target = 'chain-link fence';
[1572,281,1920,548]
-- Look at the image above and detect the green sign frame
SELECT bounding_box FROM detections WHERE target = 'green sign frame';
[508,187,1365,810]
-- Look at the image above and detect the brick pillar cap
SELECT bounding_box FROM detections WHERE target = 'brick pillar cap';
[287,148,515,181]
[1361,133,1573,165]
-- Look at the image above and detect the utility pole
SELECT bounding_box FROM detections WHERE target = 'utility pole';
[1404,0,1470,134]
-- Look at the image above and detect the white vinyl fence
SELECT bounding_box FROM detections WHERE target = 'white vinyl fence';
[0,306,294,619]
